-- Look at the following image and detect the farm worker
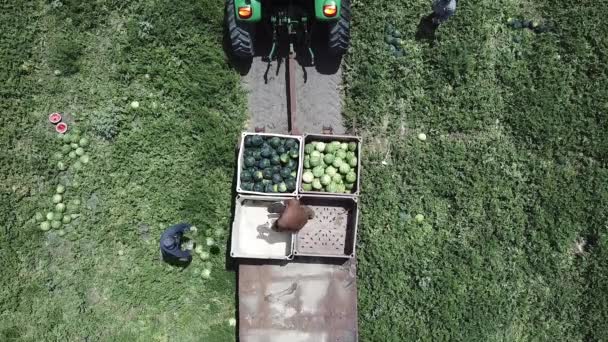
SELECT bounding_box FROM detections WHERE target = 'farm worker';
[432,0,458,24]
[269,199,315,232]
[160,223,194,264]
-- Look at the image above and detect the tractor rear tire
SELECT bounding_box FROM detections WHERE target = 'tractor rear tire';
[226,0,254,58]
[328,0,351,56]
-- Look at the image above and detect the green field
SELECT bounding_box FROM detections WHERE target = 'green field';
[1,0,607,341]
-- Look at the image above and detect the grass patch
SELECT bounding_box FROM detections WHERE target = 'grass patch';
[344,0,607,340]
[0,1,244,340]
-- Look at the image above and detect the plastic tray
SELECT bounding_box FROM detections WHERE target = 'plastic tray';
[293,195,359,259]
[298,133,362,197]
[236,132,303,197]
[230,195,295,260]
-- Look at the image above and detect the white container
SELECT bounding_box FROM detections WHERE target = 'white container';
[236,132,303,197]
[230,195,295,260]
[299,133,362,197]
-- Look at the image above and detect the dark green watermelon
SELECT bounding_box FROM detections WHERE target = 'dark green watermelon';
[263,168,274,180]
[269,136,281,148]
[289,148,299,159]
[252,150,262,160]
[271,165,282,174]
[271,154,281,165]
[244,136,253,147]
[258,158,271,169]
[260,146,273,158]
[241,182,254,191]
[285,179,296,192]
[251,135,264,147]
[286,159,297,170]
[276,145,286,154]
[272,173,283,184]
[285,139,296,149]
[241,170,253,182]
[244,156,256,167]
[280,167,291,179]
[265,183,275,193]
[253,183,265,192]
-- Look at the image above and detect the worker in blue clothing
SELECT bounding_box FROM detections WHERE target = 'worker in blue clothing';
[416,0,458,42]
[432,0,458,24]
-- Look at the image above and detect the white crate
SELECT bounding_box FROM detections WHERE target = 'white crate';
[236,132,303,197]
[230,195,295,260]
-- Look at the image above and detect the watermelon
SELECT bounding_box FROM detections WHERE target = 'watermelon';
[285,179,296,192]
[244,156,256,167]
[339,163,351,174]
[272,174,283,184]
[241,170,253,182]
[326,182,339,193]
[258,158,271,169]
[320,175,331,186]
[253,171,264,182]
[312,166,324,178]
[263,168,273,180]
[271,155,281,165]
[244,136,253,147]
[289,148,299,159]
[265,183,275,193]
[280,167,292,179]
[260,146,272,158]
[286,159,297,170]
[312,179,323,190]
[285,139,297,149]
[241,182,254,191]
[269,136,281,148]
[251,135,264,146]
[253,183,265,192]
[346,171,357,183]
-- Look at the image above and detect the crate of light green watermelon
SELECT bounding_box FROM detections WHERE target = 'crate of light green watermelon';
[298,133,361,196]
[236,132,303,196]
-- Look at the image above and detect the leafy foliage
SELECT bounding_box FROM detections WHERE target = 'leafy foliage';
[1,0,244,340]
[344,0,608,340]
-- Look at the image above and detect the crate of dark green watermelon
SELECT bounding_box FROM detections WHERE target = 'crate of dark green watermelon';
[298,133,361,196]
[237,132,303,196]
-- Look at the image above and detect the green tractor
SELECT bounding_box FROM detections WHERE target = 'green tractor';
[225,0,350,61]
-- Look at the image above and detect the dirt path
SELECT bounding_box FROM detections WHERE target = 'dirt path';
[243,55,345,135]
[238,43,356,342]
